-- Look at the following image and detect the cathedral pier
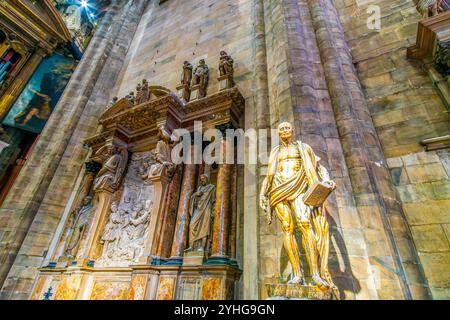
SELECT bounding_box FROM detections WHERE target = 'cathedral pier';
[0,0,148,298]
[307,0,429,299]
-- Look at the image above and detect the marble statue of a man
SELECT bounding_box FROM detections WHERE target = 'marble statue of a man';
[187,174,216,252]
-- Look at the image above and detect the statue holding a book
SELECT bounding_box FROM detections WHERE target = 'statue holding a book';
[260,122,337,290]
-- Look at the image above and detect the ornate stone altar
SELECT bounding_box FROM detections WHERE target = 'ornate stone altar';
[31,54,244,300]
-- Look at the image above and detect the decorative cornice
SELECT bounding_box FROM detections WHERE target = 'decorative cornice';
[421,135,450,151]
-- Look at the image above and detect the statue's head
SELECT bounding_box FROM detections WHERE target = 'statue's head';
[142,79,148,85]
[199,59,206,65]
[199,174,209,186]
[109,145,120,155]
[220,51,227,56]
[110,201,118,212]
[83,196,93,206]
[133,202,144,214]
[112,97,118,102]
[278,122,293,142]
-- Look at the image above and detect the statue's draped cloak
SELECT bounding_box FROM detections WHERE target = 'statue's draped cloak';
[266,141,321,209]
[189,184,216,245]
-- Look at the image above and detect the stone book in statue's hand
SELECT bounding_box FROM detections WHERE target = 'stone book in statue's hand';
[302,181,334,207]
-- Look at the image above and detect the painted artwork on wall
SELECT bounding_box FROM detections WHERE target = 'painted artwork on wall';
[2,53,77,134]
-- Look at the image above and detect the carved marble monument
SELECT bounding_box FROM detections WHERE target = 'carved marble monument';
[31,54,244,300]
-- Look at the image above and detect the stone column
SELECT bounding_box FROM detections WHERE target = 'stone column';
[228,164,238,263]
[0,47,46,120]
[168,147,198,265]
[307,0,429,299]
[206,137,233,265]
[0,0,148,297]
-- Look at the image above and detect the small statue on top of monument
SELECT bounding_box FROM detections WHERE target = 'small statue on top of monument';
[218,51,235,90]
[136,79,150,104]
[126,91,135,105]
[219,51,234,77]
[107,96,118,109]
[93,145,128,192]
[63,195,93,259]
[186,174,216,252]
[192,59,209,99]
[181,61,193,86]
[178,61,193,102]
[260,122,337,291]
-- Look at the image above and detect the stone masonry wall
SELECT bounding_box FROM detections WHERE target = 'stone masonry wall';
[333,0,450,298]
[0,0,148,299]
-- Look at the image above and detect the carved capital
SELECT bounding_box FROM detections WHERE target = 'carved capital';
[85,161,102,174]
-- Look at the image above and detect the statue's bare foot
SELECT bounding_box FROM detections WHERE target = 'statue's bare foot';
[287,276,306,285]
[321,271,337,289]
[310,273,329,289]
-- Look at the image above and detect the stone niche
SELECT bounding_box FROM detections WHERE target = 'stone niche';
[31,83,244,300]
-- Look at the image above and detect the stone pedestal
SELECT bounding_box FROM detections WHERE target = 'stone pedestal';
[190,84,201,101]
[218,74,234,91]
[183,251,207,266]
[176,83,191,103]
[265,283,333,300]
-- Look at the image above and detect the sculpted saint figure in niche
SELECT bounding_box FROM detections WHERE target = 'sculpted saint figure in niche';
[136,79,150,104]
[93,146,127,192]
[260,122,337,289]
[219,51,234,77]
[187,174,216,252]
[192,59,209,98]
[64,196,93,258]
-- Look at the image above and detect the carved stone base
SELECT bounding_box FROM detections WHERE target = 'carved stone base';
[265,283,333,300]
[183,251,207,266]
